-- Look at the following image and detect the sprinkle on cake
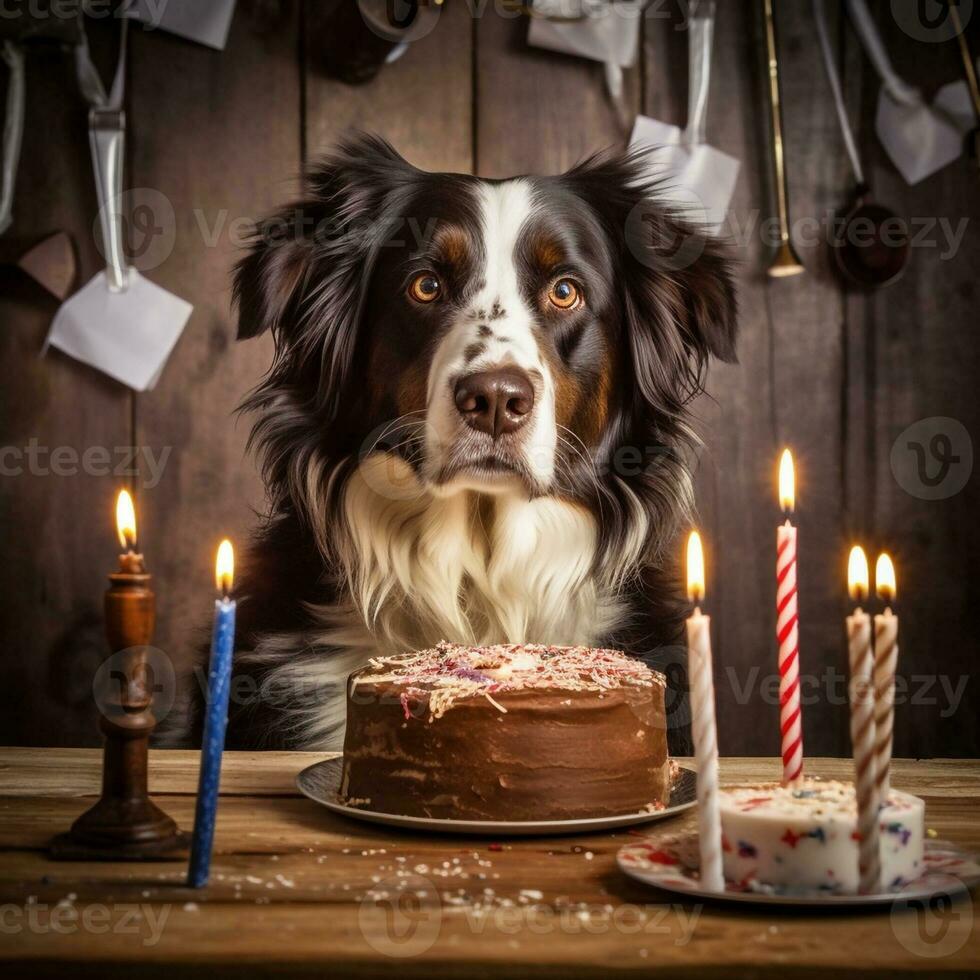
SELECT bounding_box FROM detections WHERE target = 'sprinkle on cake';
[341,642,672,821]
[723,780,921,819]
[718,779,925,894]
[356,641,665,721]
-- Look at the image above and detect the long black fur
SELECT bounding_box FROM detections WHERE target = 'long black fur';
[178,135,737,753]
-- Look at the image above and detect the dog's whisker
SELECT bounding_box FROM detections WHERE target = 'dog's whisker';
[364,415,428,456]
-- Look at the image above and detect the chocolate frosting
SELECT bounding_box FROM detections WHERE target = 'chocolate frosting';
[339,645,670,821]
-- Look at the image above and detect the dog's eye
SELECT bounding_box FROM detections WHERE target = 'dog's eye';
[409,273,442,303]
[548,278,581,310]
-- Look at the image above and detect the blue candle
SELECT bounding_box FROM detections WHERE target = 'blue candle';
[188,539,236,888]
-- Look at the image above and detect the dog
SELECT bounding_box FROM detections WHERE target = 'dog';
[185,134,737,752]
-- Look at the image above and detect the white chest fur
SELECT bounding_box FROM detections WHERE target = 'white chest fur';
[246,454,631,749]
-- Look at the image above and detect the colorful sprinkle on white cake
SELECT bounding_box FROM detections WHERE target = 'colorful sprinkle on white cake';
[719,779,925,894]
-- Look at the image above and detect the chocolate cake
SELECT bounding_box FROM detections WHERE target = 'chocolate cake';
[339,642,671,821]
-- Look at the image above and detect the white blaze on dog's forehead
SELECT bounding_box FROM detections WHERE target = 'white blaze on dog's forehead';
[427,179,543,383]
[423,177,557,490]
[471,179,542,369]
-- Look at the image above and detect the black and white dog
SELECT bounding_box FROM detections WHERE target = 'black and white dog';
[189,134,737,752]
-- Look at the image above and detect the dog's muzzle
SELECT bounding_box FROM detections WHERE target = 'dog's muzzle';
[453,367,535,440]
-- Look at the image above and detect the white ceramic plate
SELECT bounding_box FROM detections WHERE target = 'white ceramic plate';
[296,758,696,836]
[618,831,980,908]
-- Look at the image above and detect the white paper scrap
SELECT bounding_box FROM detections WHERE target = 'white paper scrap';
[45,268,192,392]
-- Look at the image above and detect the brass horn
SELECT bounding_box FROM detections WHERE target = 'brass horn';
[950,3,980,174]
[763,0,804,277]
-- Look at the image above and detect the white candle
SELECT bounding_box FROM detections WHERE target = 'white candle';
[873,553,899,802]
[686,531,724,892]
[847,545,880,894]
[776,449,804,785]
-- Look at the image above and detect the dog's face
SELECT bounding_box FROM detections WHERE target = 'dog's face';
[237,136,736,547]
[359,176,625,498]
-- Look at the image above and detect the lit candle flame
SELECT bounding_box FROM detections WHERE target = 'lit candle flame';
[115,489,137,551]
[876,553,896,603]
[215,539,234,597]
[778,449,795,513]
[687,530,705,604]
[848,545,869,604]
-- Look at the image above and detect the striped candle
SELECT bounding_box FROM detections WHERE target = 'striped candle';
[686,531,724,892]
[873,554,899,802]
[847,545,880,894]
[776,449,803,785]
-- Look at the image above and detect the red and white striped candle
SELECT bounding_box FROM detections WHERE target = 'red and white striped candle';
[847,545,881,894]
[776,449,804,785]
[873,553,899,802]
[686,531,724,892]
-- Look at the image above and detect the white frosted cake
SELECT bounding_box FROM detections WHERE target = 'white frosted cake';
[719,780,925,894]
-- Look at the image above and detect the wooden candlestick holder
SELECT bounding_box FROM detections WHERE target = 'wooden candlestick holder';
[51,555,188,860]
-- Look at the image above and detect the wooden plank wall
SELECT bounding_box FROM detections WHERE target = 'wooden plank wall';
[1,1,977,757]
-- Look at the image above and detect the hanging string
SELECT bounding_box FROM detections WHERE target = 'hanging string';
[813,0,864,186]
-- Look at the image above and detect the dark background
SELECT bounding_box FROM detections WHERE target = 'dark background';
[0,1,977,757]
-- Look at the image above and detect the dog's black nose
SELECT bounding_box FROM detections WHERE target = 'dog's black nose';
[454,368,535,439]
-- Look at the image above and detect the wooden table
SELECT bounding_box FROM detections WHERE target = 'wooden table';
[0,750,977,978]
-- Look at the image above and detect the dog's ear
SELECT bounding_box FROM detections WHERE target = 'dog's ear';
[234,217,312,343]
[626,205,738,366]
[233,134,416,412]
[563,150,737,408]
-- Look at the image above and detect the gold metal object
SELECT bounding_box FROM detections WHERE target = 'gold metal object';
[763,0,803,277]
[950,3,980,172]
